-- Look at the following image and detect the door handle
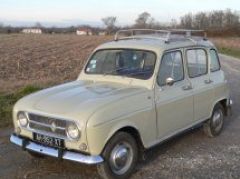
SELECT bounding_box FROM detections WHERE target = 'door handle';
[182,85,193,91]
[204,79,213,84]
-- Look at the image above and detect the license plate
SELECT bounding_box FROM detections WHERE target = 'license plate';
[33,133,64,148]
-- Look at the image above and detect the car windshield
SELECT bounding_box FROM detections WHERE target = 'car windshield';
[85,49,156,80]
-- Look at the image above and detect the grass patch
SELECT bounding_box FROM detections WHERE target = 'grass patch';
[0,85,42,128]
[217,47,240,59]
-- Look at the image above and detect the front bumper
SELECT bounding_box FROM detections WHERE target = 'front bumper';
[10,134,104,165]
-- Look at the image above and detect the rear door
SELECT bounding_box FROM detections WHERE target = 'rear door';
[186,48,214,121]
[155,49,194,139]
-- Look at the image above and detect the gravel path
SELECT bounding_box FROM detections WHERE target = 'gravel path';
[0,54,239,179]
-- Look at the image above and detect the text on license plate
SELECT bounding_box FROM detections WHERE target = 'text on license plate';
[33,133,64,148]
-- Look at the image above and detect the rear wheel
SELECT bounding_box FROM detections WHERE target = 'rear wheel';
[97,132,138,179]
[203,103,224,137]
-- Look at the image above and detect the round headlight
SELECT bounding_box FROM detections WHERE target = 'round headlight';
[18,112,28,127]
[66,123,80,140]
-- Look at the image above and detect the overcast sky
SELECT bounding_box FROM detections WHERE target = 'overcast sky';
[0,0,239,26]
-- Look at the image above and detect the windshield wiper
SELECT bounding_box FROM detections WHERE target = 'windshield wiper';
[103,67,150,79]
[103,67,131,76]
[123,70,152,78]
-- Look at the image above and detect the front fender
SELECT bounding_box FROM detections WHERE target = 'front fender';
[86,106,156,155]
[104,121,141,150]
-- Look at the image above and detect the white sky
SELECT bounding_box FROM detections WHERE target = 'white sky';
[0,0,239,26]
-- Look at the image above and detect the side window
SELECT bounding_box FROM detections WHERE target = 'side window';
[158,51,184,86]
[210,49,220,72]
[187,49,207,78]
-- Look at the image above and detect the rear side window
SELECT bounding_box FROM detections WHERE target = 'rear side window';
[210,49,220,72]
[187,49,207,78]
[158,51,184,86]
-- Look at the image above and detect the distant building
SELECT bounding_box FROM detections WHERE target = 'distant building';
[76,28,93,36]
[22,28,42,34]
[98,31,106,36]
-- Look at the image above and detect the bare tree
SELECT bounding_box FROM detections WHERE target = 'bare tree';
[194,12,209,29]
[180,9,240,30]
[224,9,239,28]
[171,19,178,28]
[102,16,117,34]
[135,12,152,28]
[209,10,224,29]
[180,13,193,29]
[34,22,42,28]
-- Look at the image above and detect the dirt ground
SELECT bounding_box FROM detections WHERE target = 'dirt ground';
[0,34,111,93]
[0,54,239,179]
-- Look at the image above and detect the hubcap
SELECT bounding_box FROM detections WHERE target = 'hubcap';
[109,142,133,175]
[212,109,223,132]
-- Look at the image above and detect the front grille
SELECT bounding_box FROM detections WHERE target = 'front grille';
[28,113,68,138]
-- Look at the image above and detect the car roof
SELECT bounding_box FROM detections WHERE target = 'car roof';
[96,29,216,53]
[97,37,215,53]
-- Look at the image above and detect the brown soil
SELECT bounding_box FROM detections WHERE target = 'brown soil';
[0,34,111,93]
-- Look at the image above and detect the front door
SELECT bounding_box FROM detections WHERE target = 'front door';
[155,50,194,139]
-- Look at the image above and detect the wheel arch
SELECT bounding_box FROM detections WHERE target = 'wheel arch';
[101,125,145,155]
[212,98,228,116]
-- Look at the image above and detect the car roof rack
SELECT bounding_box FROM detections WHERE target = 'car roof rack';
[114,29,207,43]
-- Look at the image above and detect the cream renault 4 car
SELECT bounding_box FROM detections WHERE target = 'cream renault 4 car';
[10,29,232,179]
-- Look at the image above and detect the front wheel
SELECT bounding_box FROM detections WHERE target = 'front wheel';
[97,132,138,179]
[203,103,225,137]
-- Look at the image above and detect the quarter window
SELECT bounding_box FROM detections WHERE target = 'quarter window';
[187,49,207,78]
[210,49,220,72]
[158,51,184,86]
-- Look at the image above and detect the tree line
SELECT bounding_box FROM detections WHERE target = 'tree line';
[0,9,239,36]
[180,9,239,29]
[179,9,240,36]
[101,9,240,36]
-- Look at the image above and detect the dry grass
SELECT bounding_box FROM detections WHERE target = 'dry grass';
[0,34,111,93]
[211,37,240,49]
[211,37,240,58]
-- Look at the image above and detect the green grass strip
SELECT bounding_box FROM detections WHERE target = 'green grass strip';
[0,85,42,128]
[218,47,240,59]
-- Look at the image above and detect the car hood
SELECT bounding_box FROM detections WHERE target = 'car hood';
[15,80,147,123]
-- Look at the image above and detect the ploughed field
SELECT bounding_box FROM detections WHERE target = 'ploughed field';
[0,34,111,93]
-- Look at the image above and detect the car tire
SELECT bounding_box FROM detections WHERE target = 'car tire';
[28,151,45,158]
[97,132,138,179]
[203,103,225,137]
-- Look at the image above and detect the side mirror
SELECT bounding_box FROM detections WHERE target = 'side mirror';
[166,77,174,86]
